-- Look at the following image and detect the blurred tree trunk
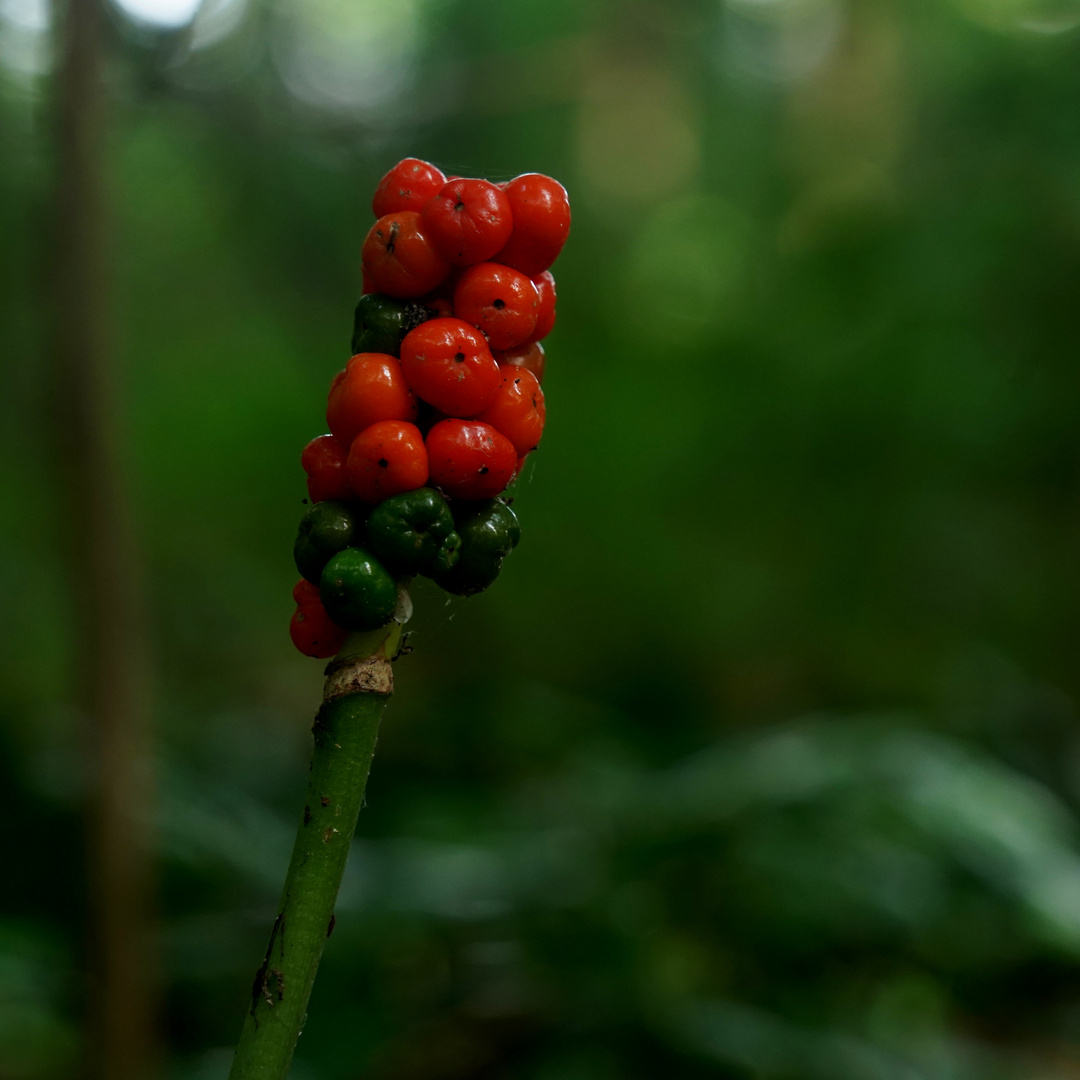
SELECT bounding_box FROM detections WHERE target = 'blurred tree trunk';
[52,2,158,1078]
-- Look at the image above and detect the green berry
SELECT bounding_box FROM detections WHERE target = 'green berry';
[366,487,461,577]
[294,501,366,584]
[319,546,397,631]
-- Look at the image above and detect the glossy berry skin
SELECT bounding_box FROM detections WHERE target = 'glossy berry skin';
[426,419,517,500]
[362,212,451,299]
[434,498,521,596]
[476,366,545,455]
[327,353,418,447]
[290,579,349,658]
[494,341,545,385]
[372,158,446,217]
[527,271,556,343]
[351,293,436,356]
[399,317,501,417]
[493,174,571,277]
[453,263,538,351]
[319,547,398,632]
[420,178,514,266]
[294,500,366,584]
[301,434,352,503]
[345,420,429,503]
[366,487,461,577]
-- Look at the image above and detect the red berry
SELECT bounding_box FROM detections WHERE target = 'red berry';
[476,366,546,455]
[294,579,320,605]
[492,173,571,277]
[493,341,546,385]
[527,271,556,342]
[419,178,514,266]
[290,581,349,658]
[426,419,517,500]
[399,317,501,417]
[372,158,446,217]
[345,420,429,503]
[362,211,451,299]
[453,263,539,351]
[301,434,352,503]
[326,353,418,447]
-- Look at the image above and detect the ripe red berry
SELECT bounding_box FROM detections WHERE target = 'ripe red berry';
[399,317,501,417]
[476,367,545,455]
[372,158,446,217]
[293,579,319,605]
[290,580,349,658]
[326,353,418,447]
[419,178,514,266]
[362,212,451,299]
[453,263,539,351]
[493,173,571,277]
[345,420,429,503]
[493,341,546,385]
[301,434,353,503]
[527,270,556,342]
[426,418,517,500]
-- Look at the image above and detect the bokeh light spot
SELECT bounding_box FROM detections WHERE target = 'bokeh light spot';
[111,0,202,29]
[720,0,845,84]
[620,194,752,346]
[272,0,421,114]
[952,0,1080,32]
[0,0,51,78]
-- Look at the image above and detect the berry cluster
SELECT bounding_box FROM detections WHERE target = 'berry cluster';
[290,158,570,658]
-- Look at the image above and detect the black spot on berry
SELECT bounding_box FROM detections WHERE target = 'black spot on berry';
[378,458,389,468]
[385,219,400,254]
[454,351,465,363]
[492,298,505,309]
[479,466,489,475]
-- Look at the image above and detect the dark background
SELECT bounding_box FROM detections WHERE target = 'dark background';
[3,0,1080,1076]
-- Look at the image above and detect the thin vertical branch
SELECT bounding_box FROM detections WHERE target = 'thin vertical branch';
[52,2,158,1077]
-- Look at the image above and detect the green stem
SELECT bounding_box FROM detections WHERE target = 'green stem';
[229,616,404,1080]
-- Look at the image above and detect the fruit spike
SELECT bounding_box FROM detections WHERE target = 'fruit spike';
[290,160,567,654]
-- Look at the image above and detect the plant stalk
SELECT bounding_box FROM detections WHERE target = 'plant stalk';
[229,616,404,1080]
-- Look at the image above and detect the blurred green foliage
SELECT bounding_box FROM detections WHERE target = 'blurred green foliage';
[3,0,1080,1076]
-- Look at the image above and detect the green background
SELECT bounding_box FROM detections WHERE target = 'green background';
[3,0,1080,1076]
